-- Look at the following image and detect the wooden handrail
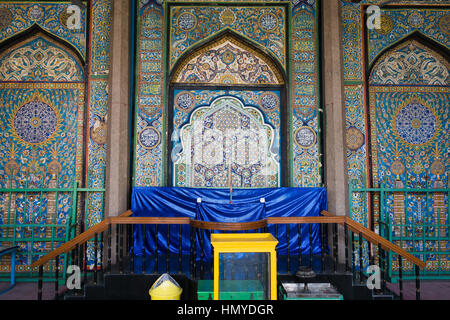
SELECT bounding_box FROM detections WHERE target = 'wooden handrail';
[267,216,346,224]
[320,210,426,269]
[111,217,190,225]
[31,210,426,270]
[31,219,111,268]
[30,210,132,268]
[120,210,133,217]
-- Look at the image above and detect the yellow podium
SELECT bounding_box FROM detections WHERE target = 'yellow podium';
[210,233,278,300]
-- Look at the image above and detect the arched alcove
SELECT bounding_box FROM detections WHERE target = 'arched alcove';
[170,30,285,86]
[367,35,449,274]
[368,36,449,188]
[0,24,85,69]
[0,33,84,82]
[166,30,287,187]
[0,30,86,268]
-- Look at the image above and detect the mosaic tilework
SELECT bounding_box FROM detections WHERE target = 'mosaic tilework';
[84,0,112,268]
[341,1,368,222]
[368,37,449,275]
[0,35,84,82]
[169,5,286,70]
[341,1,450,274]
[386,190,449,273]
[85,78,108,269]
[134,1,164,187]
[0,2,86,271]
[87,81,108,189]
[340,0,450,210]
[370,40,449,86]
[0,81,85,268]
[0,2,87,58]
[369,86,449,189]
[90,0,112,75]
[367,8,450,65]
[172,35,284,85]
[291,1,321,187]
[172,90,281,188]
[0,1,111,272]
[135,1,321,188]
[0,85,85,189]
[345,85,367,225]
[86,0,112,208]
[173,90,281,132]
[368,39,449,190]
[341,1,363,82]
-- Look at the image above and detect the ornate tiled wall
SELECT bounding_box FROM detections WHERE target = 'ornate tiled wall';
[85,0,112,267]
[134,0,322,188]
[341,0,449,219]
[0,1,111,270]
[0,2,87,58]
[291,0,321,187]
[340,1,449,274]
[134,1,164,187]
[172,90,281,188]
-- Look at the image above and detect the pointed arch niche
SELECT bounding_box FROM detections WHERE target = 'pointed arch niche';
[368,36,449,189]
[0,28,86,271]
[0,29,86,188]
[167,31,287,188]
[367,35,449,275]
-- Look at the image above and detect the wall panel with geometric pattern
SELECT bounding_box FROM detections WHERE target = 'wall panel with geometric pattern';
[134,0,323,188]
[0,0,112,272]
[341,0,449,276]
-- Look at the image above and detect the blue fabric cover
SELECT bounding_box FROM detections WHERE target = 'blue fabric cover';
[131,187,328,260]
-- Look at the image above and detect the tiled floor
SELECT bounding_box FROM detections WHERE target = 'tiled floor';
[1,280,449,300]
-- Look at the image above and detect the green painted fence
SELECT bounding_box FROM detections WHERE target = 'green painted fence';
[0,177,105,283]
[349,184,449,282]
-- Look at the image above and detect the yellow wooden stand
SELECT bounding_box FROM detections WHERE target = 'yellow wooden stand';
[210,233,278,300]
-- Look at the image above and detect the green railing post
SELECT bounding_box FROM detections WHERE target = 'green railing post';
[0,179,105,283]
[346,184,449,281]
[70,182,79,240]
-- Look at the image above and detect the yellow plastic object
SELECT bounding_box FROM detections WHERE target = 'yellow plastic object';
[149,273,183,300]
[210,233,278,300]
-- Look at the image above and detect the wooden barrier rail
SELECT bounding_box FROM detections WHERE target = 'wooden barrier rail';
[30,209,427,300]
[31,210,425,270]
[320,210,425,269]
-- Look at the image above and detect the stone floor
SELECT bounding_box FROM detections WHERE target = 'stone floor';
[386,280,450,300]
[0,282,63,300]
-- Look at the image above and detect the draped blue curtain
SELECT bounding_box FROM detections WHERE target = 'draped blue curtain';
[131,187,328,259]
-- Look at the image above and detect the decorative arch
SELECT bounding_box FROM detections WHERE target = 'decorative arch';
[168,29,287,188]
[0,32,84,82]
[368,34,449,187]
[366,33,449,276]
[173,96,280,188]
[170,29,286,86]
[367,35,449,264]
[0,23,85,68]
[369,37,449,86]
[0,28,86,188]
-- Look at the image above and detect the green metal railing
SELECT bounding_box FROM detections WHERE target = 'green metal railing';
[0,177,105,283]
[349,184,449,282]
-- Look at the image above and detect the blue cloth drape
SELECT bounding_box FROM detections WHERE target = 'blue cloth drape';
[131,187,328,259]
